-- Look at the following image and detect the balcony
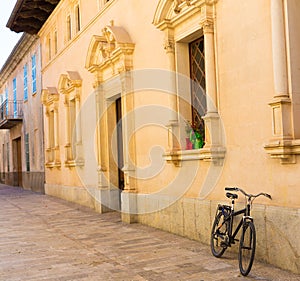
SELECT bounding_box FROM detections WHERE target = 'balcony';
[0,100,23,129]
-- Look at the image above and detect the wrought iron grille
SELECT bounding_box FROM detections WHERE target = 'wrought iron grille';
[0,100,23,121]
[189,37,206,139]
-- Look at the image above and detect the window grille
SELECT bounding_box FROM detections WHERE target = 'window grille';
[189,37,207,141]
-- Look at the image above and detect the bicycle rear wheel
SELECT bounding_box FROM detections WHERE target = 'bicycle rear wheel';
[211,212,228,257]
[238,221,256,276]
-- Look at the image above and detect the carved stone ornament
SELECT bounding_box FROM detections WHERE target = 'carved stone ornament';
[41,87,59,106]
[173,0,191,14]
[164,38,175,53]
[99,26,117,59]
[85,22,135,75]
[173,0,218,14]
[58,71,82,95]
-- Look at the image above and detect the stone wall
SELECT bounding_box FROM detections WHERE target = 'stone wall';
[137,196,300,274]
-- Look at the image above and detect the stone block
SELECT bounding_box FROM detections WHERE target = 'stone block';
[265,206,300,273]
[182,198,197,240]
[169,200,184,236]
[195,199,211,244]
[121,191,138,223]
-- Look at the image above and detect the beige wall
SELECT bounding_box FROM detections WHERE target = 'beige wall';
[0,35,44,192]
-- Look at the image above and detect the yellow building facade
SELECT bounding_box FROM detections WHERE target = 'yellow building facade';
[7,0,300,273]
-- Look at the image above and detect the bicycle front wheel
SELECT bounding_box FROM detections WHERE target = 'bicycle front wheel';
[211,212,228,258]
[238,221,256,276]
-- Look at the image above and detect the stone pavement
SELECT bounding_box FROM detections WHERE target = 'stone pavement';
[0,184,298,281]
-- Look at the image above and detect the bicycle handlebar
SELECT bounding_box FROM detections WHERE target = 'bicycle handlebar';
[225,187,238,191]
[225,187,272,200]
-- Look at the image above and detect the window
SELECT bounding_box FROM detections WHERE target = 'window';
[48,36,52,60]
[32,54,37,93]
[49,111,55,150]
[13,78,17,117]
[6,142,9,172]
[41,88,61,168]
[24,64,28,101]
[69,99,76,159]
[5,88,8,115]
[25,133,30,172]
[189,37,206,146]
[75,5,81,33]
[67,15,72,41]
[2,144,4,173]
[154,1,225,164]
[54,30,58,54]
[58,72,83,167]
[33,129,38,168]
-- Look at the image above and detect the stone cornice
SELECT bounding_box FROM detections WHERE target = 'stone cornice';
[0,33,38,88]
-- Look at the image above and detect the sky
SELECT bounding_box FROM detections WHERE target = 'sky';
[0,1,22,69]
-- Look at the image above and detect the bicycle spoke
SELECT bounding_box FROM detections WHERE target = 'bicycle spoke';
[211,212,228,258]
[239,222,256,276]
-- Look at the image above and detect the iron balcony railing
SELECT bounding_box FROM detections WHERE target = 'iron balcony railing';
[0,100,23,129]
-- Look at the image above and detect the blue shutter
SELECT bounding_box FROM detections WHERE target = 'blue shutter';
[24,64,28,101]
[32,54,37,93]
[13,78,17,117]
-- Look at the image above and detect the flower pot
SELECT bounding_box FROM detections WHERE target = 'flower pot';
[186,138,193,150]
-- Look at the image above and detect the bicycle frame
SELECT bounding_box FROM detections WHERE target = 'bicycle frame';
[218,198,252,246]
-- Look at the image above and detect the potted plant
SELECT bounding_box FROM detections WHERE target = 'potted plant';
[185,121,204,149]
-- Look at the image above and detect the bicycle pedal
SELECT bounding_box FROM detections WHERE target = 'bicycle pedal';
[220,241,228,248]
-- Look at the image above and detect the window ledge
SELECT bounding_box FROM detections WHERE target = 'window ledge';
[264,139,300,164]
[65,159,85,168]
[45,161,61,168]
[163,146,226,167]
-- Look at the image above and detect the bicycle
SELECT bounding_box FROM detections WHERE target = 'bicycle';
[210,187,272,276]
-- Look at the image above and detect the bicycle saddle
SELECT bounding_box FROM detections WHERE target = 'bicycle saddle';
[226,192,238,199]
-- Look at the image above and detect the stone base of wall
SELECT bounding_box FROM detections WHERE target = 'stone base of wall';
[0,172,45,193]
[136,195,300,274]
[45,184,121,214]
[22,172,45,193]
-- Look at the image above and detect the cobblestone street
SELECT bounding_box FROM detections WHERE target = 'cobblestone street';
[0,184,298,281]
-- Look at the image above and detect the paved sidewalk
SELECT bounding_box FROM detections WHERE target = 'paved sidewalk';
[0,184,298,281]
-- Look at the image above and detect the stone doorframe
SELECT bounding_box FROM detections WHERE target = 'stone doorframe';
[85,22,137,222]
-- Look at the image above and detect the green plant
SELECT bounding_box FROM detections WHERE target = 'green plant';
[185,121,204,149]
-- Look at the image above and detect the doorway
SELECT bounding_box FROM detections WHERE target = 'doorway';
[116,97,124,190]
[13,137,22,187]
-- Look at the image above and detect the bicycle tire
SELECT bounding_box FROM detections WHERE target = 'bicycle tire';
[238,221,256,276]
[211,211,228,258]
